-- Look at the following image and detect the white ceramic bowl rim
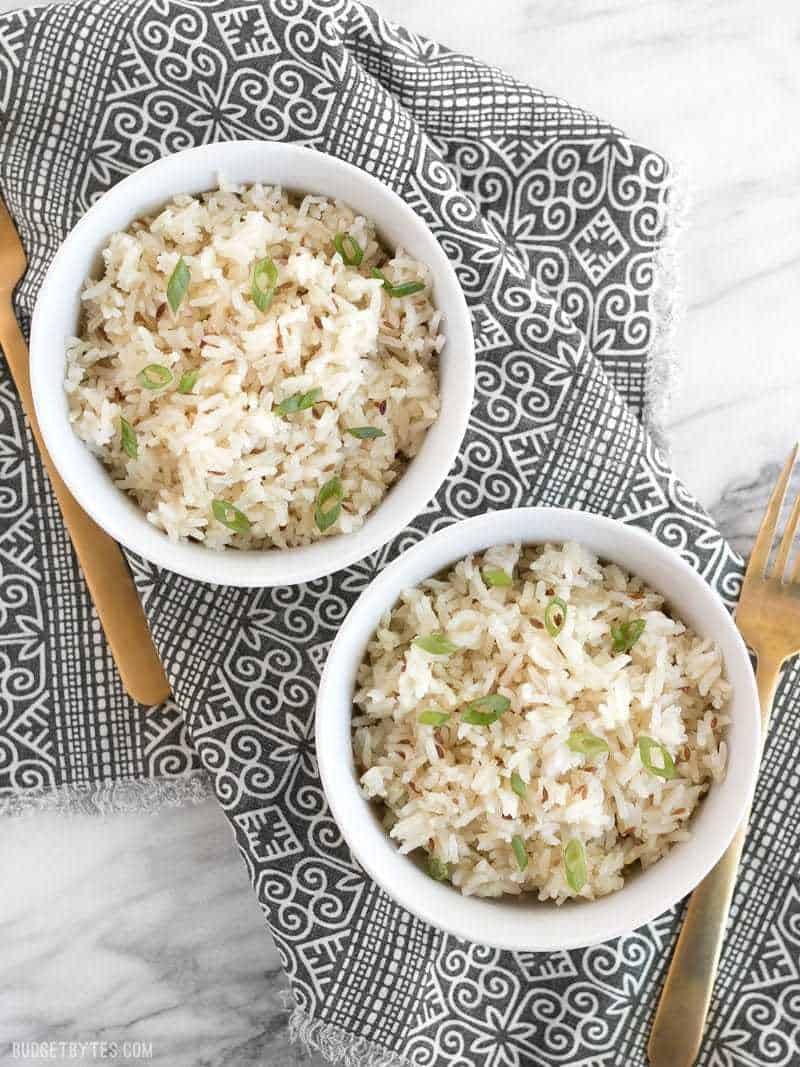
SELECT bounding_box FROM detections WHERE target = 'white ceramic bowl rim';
[29,140,475,587]
[316,508,760,951]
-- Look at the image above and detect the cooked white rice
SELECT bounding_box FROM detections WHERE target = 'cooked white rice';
[353,542,730,902]
[64,182,441,548]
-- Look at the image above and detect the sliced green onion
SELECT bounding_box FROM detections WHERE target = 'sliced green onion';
[461,693,510,726]
[251,256,278,312]
[413,633,457,656]
[315,476,343,532]
[512,835,528,871]
[568,730,609,759]
[372,268,425,298]
[177,370,199,395]
[418,709,451,727]
[385,281,425,297]
[426,856,449,882]
[347,426,386,440]
[167,256,191,313]
[460,709,498,727]
[212,499,251,534]
[275,387,322,417]
[333,232,364,267]
[611,618,646,654]
[137,363,173,390]
[544,596,567,637]
[483,568,512,588]
[563,838,587,892]
[120,417,138,459]
[510,771,527,799]
[638,736,677,780]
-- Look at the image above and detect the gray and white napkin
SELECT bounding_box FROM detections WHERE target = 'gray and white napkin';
[1,2,797,1064]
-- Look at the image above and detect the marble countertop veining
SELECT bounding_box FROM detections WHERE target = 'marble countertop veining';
[2,0,799,1064]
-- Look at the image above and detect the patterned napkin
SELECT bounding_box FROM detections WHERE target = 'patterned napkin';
[2,2,798,1064]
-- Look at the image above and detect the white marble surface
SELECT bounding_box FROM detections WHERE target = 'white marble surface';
[2,0,799,1063]
[0,802,306,1065]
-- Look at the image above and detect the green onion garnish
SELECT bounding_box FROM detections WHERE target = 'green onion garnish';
[426,856,449,882]
[120,417,138,459]
[461,709,500,726]
[510,771,527,798]
[333,232,364,267]
[418,709,451,727]
[372,268,426,298]
[347,426,386,440]
[166,256,191,313]
[611,618,646,654]
[638,736,677,780]
[544,596,567,637]
[563,838,587,892]
[483,568,512,588]
[137,364,173,390]
[177,370,199,395]
[512,835,528,871]
[413,634,457,655]
[251,256,278,313]
[275,388,322,417]
[212,500,251,533]
[315,476,343,532]
[461,693,510,726]
[568,731,609,759]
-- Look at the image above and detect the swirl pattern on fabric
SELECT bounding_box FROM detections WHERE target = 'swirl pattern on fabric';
[0,2,795,1065]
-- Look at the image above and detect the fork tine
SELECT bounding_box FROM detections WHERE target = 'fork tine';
[772,489,800,581]
[745,444,798,581]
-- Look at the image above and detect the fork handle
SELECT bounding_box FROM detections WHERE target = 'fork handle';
[0,301,171,706]
[647,653,782,1067]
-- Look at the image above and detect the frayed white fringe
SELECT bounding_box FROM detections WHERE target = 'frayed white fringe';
[0,770,213,817]
[643,161,691,454]
[289,1007,410,1067]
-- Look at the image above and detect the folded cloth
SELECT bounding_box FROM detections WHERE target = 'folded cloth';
[1,2,796,1065]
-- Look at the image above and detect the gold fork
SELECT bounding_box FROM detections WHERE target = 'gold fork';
[0,197,171,706]
[648,444,800,1066]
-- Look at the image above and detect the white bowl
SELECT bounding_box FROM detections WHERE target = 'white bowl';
[30,141,474,587]
[316,507,760,951]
